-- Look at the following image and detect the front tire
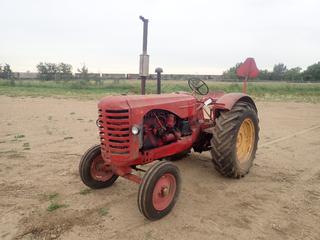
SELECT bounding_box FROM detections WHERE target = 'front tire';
[138,161,181,220]
[211,101,259,178]
[79,145,118,189]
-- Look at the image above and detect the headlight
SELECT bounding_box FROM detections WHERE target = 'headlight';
[132,126,140,135]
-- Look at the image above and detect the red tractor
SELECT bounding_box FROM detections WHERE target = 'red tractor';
[79,70,259,220]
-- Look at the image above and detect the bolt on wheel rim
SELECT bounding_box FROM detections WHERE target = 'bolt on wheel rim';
[152,173,176,211]
[90,155,113,181]
[236,118,255,163]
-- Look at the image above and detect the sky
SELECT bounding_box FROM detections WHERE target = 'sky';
[1,0,319,74]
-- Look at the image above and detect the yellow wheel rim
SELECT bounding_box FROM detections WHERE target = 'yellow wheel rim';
[236,118,255,163]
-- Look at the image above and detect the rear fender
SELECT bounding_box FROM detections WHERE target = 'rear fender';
[214,93,257,112]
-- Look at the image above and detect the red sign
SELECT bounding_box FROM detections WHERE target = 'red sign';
[236,58,259,79]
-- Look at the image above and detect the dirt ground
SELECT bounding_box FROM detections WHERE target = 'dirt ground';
[0,95,319,240]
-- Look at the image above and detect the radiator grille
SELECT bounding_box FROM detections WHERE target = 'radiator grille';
[99,109,130,156]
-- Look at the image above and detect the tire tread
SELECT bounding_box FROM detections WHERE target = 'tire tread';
[210,101,259,178]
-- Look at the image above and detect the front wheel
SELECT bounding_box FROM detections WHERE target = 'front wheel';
[79,145,118,189]
[211,101,259,178]
[138,161,181,220]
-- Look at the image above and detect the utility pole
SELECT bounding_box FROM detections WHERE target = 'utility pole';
[139,16,149,95]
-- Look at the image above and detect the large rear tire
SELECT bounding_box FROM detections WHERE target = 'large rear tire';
[79,145,118,189]
[211,101,259,178]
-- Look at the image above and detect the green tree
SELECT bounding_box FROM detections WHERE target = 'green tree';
[284,67,302,81]
[0,63,13,79]
[222,63,242,80]
[257,69,272,80]
[0,64,14,85]
[37,62,59,80]
[303,62,320,82]
[36,62,47,79]
[272,63,287,80]
[37,62,73,80]
[58,63,73,80]
[0,65,2,78]
[77,64,89,80]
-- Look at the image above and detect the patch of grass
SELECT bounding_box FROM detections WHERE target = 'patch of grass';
[79,188,92,195]
[47,202,68,212]
[63,136,73,140]
[0,141,6,144]
[48,116,53,120]
[8,153,25,159]
[14,134,25,139]
[48,192,59,200]
[46,192,68,212]
[0,150,18,154]
[0,79,319,102]
[70,112,75,115]
[77,118,83,121]
[22,142,31,150]
[99,207,109,216]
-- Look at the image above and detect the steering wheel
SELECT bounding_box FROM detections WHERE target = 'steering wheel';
[188,78,209,95]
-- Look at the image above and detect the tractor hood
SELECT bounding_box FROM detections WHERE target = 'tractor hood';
[97,93,199,164]
[98,93,196,119]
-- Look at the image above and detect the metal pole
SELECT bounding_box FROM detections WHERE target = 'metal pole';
[243,76,248,94]
[139,16,149,95]
[157,73,161,94]
[141,76,146,95]
[140,16,148,54]
[155,67,163,94]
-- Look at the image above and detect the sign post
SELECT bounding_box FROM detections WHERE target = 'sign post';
[236,58,259,94]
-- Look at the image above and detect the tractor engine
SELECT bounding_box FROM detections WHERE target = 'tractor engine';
[143,110,191,150]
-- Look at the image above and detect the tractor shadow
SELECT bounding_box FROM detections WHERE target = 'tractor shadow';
[175,151,262,195]
[177,151,219,173]
[175,151,233,185]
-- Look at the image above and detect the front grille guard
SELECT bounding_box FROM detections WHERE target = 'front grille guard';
[98,109,130,157]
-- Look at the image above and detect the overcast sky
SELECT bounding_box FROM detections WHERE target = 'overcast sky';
[1,0,319,74]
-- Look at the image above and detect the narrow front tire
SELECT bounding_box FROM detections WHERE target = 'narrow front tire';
[138,161,181,220]
[79,145,118,189]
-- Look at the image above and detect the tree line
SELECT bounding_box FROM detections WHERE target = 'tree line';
[0,62,89,81]
[36,62,89,80]
[1,61,320,81]
[222,62,320,81]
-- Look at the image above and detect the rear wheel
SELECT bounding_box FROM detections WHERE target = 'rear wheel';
[138,161,181,220]
[211,101,259,178]
[79,145,118,189]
